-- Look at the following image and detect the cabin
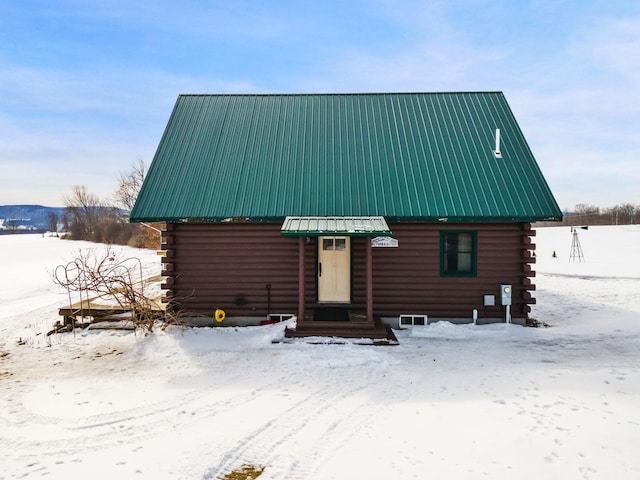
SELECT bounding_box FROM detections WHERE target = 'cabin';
[130,92,562,339]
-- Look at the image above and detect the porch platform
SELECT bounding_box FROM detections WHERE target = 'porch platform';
[58,299,165,325]
[286,307,397,342]
[285,322,397,344]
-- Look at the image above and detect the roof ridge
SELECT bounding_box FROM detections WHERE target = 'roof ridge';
[177,91,505,97]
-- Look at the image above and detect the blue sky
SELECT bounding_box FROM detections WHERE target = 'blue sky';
[1,0,638,211]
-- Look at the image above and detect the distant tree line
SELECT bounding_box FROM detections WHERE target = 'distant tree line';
[56,159,161,248]
[538,203,640,226]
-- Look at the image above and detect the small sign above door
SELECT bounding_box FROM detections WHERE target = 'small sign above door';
[371,236,398,248]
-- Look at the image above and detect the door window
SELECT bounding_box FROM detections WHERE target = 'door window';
[322,237,347,251]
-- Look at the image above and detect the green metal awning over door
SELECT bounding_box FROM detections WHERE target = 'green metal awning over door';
[281,216,391,237]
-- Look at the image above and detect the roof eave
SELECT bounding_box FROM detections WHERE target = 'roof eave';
[131,214,564,224]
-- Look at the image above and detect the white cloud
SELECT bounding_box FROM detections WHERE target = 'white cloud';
[507,15,640,208]
[0,57,261,205]
[575,16,640,84]
[2,1,638,208]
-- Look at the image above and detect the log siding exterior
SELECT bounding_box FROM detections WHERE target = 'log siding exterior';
[161,221,535,324]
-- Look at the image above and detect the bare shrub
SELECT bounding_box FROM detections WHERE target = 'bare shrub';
[52,247,162,333]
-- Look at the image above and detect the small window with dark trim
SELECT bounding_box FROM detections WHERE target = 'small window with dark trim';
[440,231,477,277]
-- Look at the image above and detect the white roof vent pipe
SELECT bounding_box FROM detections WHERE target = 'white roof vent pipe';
[493,128,502,158]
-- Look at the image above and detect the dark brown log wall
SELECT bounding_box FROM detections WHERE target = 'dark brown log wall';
[161,221,535,321]
[360,222,535,321]
[162,223,316,317]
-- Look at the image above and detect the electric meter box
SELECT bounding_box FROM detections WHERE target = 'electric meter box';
[500,284,512,306]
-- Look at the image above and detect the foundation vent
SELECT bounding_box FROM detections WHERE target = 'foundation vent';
[399,314,428,329]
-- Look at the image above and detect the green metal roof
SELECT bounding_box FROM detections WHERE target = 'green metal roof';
[131,92,562,223]
[281,216,391,237]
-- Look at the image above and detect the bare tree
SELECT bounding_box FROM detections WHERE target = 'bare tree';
[60,161,158,246]
[47,212,59,235]
[64,185,101,240]
[605,203,638,225]
[113,158,162,249]
[61,213,70,233]
[574,204,600,216]
[542,202,640,227]
[63,185,123,242]
[115,158,146,212]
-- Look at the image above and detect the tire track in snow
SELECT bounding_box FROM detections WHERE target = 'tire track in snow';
[281,398,389,479]
[201,385,352,479]
[201,370,391,480]
[0,375,287,463]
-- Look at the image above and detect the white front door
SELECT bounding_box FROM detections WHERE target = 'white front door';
[318,237,351,303]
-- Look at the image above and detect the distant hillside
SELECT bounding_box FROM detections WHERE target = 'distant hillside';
[0,205,66,232]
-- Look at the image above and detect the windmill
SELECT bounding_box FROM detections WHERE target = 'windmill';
[569,226,588,262]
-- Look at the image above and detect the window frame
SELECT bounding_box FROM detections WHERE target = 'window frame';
[439,230,478,277]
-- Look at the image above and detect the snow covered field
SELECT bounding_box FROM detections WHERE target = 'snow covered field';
[1,226,639,479]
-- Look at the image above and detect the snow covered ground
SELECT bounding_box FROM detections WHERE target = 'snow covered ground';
[1,226,639,479]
